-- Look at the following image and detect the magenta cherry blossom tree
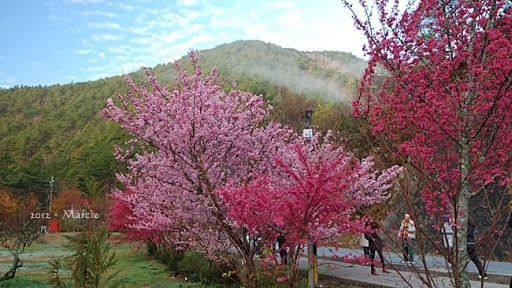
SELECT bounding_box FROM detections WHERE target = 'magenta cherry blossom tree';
[216,133,403,287]
[343,0,512,286]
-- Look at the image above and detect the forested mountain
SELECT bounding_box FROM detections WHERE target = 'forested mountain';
[0,40,366,197]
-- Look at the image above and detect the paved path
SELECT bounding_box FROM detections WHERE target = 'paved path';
[296,247,512,287]
[316,247,512,277]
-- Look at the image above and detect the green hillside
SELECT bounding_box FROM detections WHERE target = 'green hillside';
[0,40,365,197]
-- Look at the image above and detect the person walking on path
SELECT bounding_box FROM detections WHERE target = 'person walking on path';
[276,234,287,265]
[443,215,454,250]
[442,215,454,268]
[398,213,416,264]
[365,220,391,276]
[360,232,370,265]
[467,215,487,280]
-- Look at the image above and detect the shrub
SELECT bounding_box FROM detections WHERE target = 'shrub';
[177,250,207,282]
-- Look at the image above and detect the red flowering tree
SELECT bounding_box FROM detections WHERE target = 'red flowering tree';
[343,0,512,286]
[216,133,403,287]
[105,52,293,287]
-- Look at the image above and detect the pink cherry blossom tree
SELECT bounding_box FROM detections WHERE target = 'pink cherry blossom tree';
[216,133,403,287]
[105,52,293,287]
[343,0,512,286]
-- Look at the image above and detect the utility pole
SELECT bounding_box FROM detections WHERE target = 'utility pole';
[303,109,318,288]
[49,176,54,218]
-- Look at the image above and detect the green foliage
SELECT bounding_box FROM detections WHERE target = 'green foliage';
[198,260,234,286]
[149,243,185,273]
[46,257,68,288]
[177,250,208,282]
[0,275,51,288]
[65,226,121,288]
[149,245,236,286]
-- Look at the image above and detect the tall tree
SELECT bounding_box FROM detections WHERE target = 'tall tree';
[216,133,402,288]
[343,0,512,287]
[105,52,292,287]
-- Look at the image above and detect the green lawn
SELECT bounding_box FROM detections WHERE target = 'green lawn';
[0,232,197,288]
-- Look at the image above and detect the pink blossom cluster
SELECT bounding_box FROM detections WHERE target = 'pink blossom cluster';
[105,52,403,282]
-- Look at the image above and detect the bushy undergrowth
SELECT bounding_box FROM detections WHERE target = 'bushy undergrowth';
[147,242,236,286]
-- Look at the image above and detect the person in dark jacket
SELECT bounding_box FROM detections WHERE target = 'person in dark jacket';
[276,234,287,265]
[467,215,487,280]
[365,220,390,275]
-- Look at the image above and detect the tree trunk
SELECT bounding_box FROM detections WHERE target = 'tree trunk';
[245,254,258,288]
[1,255,22,281]
[456,128,471,288]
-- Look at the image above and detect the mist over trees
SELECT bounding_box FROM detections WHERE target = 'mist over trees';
[0,40,364,199]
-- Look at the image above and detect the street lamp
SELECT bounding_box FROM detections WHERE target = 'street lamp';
[303,109,318,287]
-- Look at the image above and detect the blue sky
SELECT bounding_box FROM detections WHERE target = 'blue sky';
[0,0,367,88]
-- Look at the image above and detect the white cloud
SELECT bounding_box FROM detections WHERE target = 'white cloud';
[161,55,180,64]
[92,34,121,41]
[133,55,152,62]
[83,10,119,18]
[91,72,110,80]
[75,48,93,55]
[67,0,104,4]
[132,37,153,44]
[189,34,218,45]
[108,46,128,53]
[245,23,265,35]
[88,22,121,29]
[187,23,202,34]
[210,17,238,28]
[209,6,223,17]
[120,62,144,72]
[278,10,305,28]
[128,26,148,35]
[0,85,10,89]
[180,0,198,6]
[146,8,158,14]
[249,10,259,20]
[84,66,104,72]
[264,1,295,9]
[161,31,185,43]
[67,75,77,80]
[259,31,280,42]
[119,3,133,10]
[162,12,188,27]
[98,52,105,57]
[156,44,188,57]
[185,11,199,21]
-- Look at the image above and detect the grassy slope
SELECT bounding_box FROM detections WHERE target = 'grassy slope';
[0,233,199,288]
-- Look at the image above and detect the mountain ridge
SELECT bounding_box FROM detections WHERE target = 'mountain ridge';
[0,39,364,195]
